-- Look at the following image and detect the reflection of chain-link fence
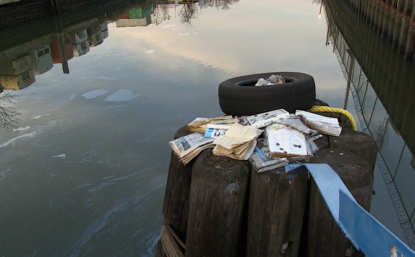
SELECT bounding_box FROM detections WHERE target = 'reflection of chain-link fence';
[0,92,20,130]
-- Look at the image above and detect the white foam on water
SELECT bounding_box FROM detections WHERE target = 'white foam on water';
[179,33,190,36]
[146,50,155,54]
[52,154,66,158]
[93,76,116,80]
[31,113,50,119]
[81,89,108,99]
[12,126,30,132]
[0,131,37,148]
[105,90,139,102]
[69,94,77,100]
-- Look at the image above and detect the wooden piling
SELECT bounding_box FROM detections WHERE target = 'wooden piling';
[162,126,193,242]
[155,126,193,256]
[329,128,378,170]
[304,148,374,257]
[246,166,309,257]
[185,150,250,257]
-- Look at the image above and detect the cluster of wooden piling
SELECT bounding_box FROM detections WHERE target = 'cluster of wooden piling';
[342,0,415,61]
[156,113,378,257]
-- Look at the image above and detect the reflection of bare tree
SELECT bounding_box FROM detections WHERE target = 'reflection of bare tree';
[0,92,20,130]
[152,0,239,26]
[203,0,239,10]
[179,3,198,25]
[152,1,171,26]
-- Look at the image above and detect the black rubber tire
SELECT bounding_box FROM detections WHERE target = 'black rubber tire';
[218,72,316,116]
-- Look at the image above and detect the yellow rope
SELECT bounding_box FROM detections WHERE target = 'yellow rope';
[308,105,357,131]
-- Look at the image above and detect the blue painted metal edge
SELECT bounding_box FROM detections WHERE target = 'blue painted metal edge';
[339,190,415,257]
[291,163,415,257]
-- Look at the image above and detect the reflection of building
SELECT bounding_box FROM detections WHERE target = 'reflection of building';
[87,25,103,47]
[323,0,415,248]
[50,35,74,63]
[116,3,154,27]
[71,29,90,57]
[101,23,109,39]
[0,55,35,90]
[30,45,53,75]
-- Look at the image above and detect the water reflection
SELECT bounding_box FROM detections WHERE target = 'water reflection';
[0,0,413,255]
[0,93,20,129]
[323,0,415,248]
[0,0,239,90]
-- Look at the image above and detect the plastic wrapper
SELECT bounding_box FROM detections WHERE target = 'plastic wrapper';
[255,74,286,86]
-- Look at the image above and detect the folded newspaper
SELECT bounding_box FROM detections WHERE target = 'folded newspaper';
[203,124,231,138]
[295,110,342,136]
[266,124,311,158]
[246,109,290,128]
[187,116,239,134]
[275,115,316,135]
[249,139,288,173]
[169,133,215,165]
[213,123,262,160]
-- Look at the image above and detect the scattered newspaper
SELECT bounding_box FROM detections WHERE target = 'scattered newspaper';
[187,116,238,134]
[203,124,231,138]
[295,110,342,136]
[169,133,215,165]
[249,139,288,173]
[246,109,290,128]
[266,124,310,158]
[212,123,262,160]
[275,115,316,135]
[213,139,257,161]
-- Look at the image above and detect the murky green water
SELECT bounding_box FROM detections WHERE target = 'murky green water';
[0,0,414,256]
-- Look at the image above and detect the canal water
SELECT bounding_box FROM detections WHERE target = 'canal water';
[0,0,414,256]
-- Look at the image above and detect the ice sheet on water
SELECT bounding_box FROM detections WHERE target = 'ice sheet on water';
[81,89,108,99]
[0,131,37,148]
[105,89,139,102]
[12,126,30,132]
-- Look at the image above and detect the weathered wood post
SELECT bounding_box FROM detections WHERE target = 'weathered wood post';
[156,126,192,256]
[185,150,250,257]
[246,166,309,257]
[303,127,377,257]
[330,128,378,171]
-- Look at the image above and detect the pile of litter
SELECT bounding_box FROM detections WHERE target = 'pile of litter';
[169,108,342,172]
[255,74,286,86]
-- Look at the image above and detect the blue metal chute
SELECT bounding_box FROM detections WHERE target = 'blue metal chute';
[291,163,415,257]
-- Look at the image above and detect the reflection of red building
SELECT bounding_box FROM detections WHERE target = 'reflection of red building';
[50,35,74,64]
